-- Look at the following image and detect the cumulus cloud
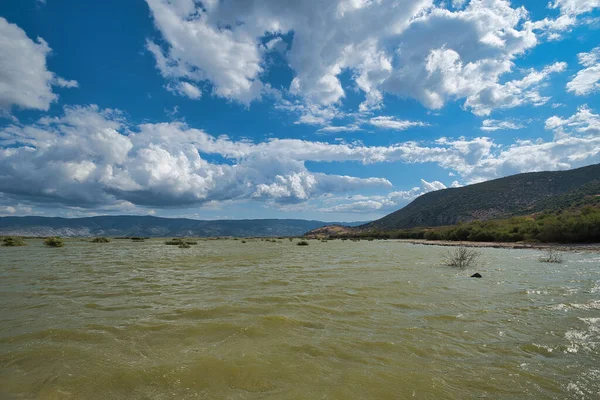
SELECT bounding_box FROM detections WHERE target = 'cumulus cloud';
[549,0,600,16]
[567,47,600,95]
[318,124,362,133]
[145,0,264,104]
[144,0,576,118]
[0,17,78,114]
[545,104,600,136]
[481,119,526,131]
[323,179,447,213]
[1,104,599,210]
[0,105,392,208]
[368,116,429,131]
[166,81,202,99]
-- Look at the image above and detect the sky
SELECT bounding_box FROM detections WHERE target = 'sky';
[0,0,599,222]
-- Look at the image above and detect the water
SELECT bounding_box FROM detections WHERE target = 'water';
[1,239,599,399]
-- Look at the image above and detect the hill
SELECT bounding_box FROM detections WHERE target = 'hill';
[0,216,366,238]
[362,163,600,231]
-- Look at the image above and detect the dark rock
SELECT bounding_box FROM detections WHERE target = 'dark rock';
[471,273,482,278]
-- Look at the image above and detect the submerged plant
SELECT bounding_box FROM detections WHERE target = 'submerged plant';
[539,248,563,263]
[44,237,64,248]
[443,246,480,269]
[297,240,309,246]
[2,237,27,247]
[178,242,191,248]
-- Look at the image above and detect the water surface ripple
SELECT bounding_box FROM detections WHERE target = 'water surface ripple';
[1,239,599,399]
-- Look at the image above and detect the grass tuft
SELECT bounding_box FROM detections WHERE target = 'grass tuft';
[44,237,64,248]
[2,237,27,247]
[90,237,111,243]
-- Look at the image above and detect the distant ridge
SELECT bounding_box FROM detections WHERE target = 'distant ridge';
[361,163,600,231]
[362,163,600,230]
[0,216,368,238]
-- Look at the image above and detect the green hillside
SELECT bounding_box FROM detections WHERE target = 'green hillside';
[363,163,600,231]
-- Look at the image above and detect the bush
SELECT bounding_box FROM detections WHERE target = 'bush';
[2,237,27,247]
[539,248,563,263]
[297,240,309,246]
[131,237,145,242]
[90,237,111,243]
[241,240,247,243]
[178,242,191,248]
[443,246,480,269]
[44,237,64,247]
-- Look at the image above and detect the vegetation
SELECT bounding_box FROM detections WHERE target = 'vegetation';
[241,240,247,243]
[130,237,146,242]
[539,249,563,263]
[2,237,27,247]
[44,237,64,247]
[165,238,198,246]
[178,242,191,248]
[297,240,309,246]
[329,204,600,244]
[90,237,111,243]
[443,246,481,269]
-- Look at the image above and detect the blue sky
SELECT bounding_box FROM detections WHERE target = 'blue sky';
[0,0,599,221]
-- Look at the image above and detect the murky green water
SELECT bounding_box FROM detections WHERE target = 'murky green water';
[1,239,599,399]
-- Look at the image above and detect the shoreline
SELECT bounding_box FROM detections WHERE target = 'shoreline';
[395,239,600,253]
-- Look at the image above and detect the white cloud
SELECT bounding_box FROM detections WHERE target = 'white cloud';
[2,104,599,210]
[144,0,577,118]
[549,0,600,16]
[0,18,77,114]
[463,62,567,116]
[368,116,429,131]
[0,105,393,207]
[166,81,202,99]
[318,124,362,133]
[323,179,446,213]
[145,0,264,104]
[481,119,525,131]
[545,104,600,136]
[567,47,600,95]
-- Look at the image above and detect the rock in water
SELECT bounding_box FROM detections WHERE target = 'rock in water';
[471,273,482,278]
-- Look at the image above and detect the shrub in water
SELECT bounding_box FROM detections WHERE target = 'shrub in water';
[2,237,27,247]
[178,242,191,248]
[297,240,309,246]
[90,237,111,243]
[539,248,563,263]
[44,237,64,248]
[443,246,480,269]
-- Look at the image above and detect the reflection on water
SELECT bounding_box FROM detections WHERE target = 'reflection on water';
[1,239,599,399]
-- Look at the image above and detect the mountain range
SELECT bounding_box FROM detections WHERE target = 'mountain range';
[0,216,366,238]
